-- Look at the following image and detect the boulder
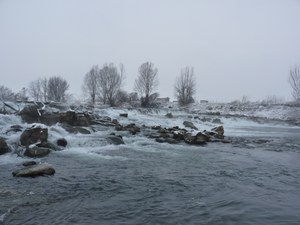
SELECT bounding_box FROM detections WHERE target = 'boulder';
[24,146,51,158]
[20,125,48,146]
[12,164,55,177]
[57,138,68,147]
[106,135,125,145]
[211,126,224,139]
[39,112,60,125]
[59,111,91,126]
[183,121,198,130]
[195,132,210,143]
[0,137,10,155]
[18,105,41,123]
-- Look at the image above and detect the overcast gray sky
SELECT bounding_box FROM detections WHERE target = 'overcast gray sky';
[0,0,300,102]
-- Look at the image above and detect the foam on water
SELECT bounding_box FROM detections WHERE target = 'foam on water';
[0,154,29,166]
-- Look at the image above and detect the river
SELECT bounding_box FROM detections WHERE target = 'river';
[0,112,300,225]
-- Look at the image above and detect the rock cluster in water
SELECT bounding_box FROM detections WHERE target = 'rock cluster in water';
[1,103,232,178]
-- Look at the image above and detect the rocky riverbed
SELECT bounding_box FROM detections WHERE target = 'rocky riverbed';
[1,101,300,224]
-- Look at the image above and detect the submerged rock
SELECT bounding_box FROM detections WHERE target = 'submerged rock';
[212,118,222,124]
[36,141,59,151]
[60,123,91,134]
[12,164,55,177]
[165,113,173,118]
[0,137,10,155]
[106,135,125,145]
[183,121,198,130]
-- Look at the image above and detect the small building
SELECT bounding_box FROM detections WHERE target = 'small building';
[200,100,209,103]
[157,97,170,103]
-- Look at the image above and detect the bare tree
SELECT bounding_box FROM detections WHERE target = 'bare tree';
[97,63,123,106]
[41,78,48,102]
[134,62,158,107]
[47,76,69,102]
[28,79,42,101]
[15,87,28,101]
[289,65,300,102]
[83,65,99,104]
[0,85,15,101]
[28,78,48,102]
[174,67,196,106]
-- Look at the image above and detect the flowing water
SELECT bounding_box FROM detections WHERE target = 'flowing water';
[0,113,300,225]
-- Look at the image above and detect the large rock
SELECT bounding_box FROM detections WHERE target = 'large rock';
[0,137,10,155]
[60,123,91,134]
[20,125,48,146]
[12,164,55,177]
[183,121,198,130]
[59,111,91,126]
[24,146,51,158]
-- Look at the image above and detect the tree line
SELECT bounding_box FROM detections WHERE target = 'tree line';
[1,63,300,105]
[83,62,196,107]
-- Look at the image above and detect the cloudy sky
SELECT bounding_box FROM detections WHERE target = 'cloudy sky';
[0,0,300,102]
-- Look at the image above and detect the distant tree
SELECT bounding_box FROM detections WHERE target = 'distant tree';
[174,67,196,106]
[83,65,99,104]
[28,78,48,102]
[41,78,48,102]
[47,76,69,102]
[0,85,15,101]
[288,65,300,102]
[28,79,43,101]
[261,95,284,105]
[97,63,123,106]
[134,62,158,107]
[115,90,129,106]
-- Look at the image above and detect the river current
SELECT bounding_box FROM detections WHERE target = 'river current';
[0,113,300,225]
